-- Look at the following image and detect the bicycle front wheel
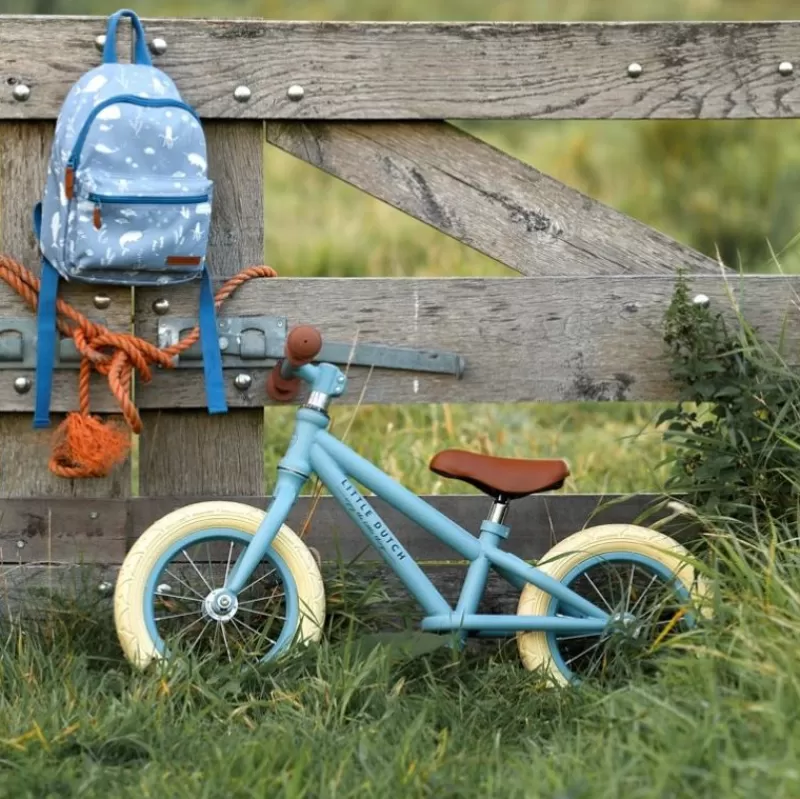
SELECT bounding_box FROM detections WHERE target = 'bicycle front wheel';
[114,501,326,670]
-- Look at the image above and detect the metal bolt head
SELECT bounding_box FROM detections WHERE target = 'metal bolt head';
[219,336,229,352]
[13,376,31,395]
[233,85,252,103]
[93,293,111,310]
[692,293,710,309]
[94,34,107,52]
[287,84,305,101]
[217,595,232,609]
[98,581,113,595]
[150,37,167,56]
[12,84,30,102]
[779,61,794,77]
[152,298,170,315]
[627,62,643,78]
[16,540,25,549]
[234,373,252,392]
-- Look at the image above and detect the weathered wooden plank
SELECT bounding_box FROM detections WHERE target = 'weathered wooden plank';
[130,492,680,562]
[266,121,719,277]
[133,273,799,408]
[0,122,131,500]
[136,122,266,497]
[2,19,800,120]
[0,499,127,564]
[0,492,684,565]
[1,492,694,623]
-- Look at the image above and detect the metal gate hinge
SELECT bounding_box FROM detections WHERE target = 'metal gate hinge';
[158,315,466,378]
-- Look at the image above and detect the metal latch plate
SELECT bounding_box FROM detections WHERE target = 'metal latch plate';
[0,317,107,369]
[158,315,465,377]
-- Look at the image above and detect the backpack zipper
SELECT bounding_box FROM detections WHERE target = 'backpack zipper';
[89,192,210,229]
[64,95,202,199]
[88,193,209,204]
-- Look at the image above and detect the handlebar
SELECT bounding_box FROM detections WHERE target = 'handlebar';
[266,324,324,403]
[285,325,323,367]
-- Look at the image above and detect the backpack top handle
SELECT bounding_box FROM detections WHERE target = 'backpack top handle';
[102,8,153,67]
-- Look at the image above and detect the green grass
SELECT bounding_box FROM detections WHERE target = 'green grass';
[3,528,800,798]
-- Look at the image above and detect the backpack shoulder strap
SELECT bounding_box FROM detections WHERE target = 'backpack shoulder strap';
[31,205,227,428]
[198,267,227,415]
[32,201,59,429]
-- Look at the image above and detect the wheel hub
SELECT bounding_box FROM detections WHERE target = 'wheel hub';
[606,611,642,639]
[204,588,238,621]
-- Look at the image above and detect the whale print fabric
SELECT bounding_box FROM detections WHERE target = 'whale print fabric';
[40,62,213,286]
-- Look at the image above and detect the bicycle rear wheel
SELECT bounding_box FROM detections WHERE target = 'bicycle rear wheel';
[516,524,710,686]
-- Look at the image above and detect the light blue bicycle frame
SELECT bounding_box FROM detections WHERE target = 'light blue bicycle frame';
[223,361,611,638]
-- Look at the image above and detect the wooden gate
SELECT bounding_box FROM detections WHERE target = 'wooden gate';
[0,17,797,613]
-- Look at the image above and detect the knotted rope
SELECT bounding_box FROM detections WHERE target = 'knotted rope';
[0,254,277,479]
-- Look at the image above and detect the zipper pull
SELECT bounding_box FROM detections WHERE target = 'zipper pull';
[93,203,102,230]
[65,165,75,200]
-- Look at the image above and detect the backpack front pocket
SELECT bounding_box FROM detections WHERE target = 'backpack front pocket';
[67,174,213,283]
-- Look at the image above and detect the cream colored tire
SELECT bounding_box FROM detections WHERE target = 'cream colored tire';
[516,524,709,686]
[114,501,326,670]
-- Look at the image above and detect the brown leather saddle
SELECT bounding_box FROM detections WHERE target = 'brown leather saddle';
[429,449,569,500]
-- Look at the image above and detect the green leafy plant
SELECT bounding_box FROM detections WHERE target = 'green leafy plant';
[658,270,800,532]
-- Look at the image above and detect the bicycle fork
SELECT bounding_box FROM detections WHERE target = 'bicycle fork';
[223,469,306,595]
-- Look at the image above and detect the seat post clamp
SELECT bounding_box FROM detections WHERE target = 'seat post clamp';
[479,518,510,539]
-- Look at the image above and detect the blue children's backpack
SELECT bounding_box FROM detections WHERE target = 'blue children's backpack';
[33,8,226,429]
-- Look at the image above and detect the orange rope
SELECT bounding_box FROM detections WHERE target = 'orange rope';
[0,254,278,479]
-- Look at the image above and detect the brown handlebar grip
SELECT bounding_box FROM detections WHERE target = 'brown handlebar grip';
[266,364,300,403]
[285,325,322,367]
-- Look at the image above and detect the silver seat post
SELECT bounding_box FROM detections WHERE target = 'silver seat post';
[488,496,509,525]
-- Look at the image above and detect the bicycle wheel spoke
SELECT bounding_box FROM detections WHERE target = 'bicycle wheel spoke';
[237,592,285,606]
[182,549,213,593]
[584,573,614,613]
[556,632,602,643]
[607,564,628,610]
[155,609,203,622]
[232,616,275,645]
[188,619,212,653]
[164,567,205,600]
[161,613,204,645]
[154,590,203,604]
[623,564,637,614]
[224,542,235,584]
[629,572,660,617]
[240,567,277,594]
[565,637,605,667]
[238,606,286,621]
[220,620,233,663]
